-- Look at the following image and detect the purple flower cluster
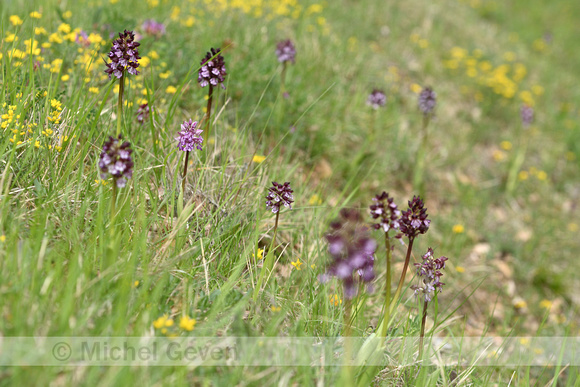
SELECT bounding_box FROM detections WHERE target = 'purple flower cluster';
[142,19,166,38]
[399,196,430,240]
[367,89,387,109]
[265,181,294,213]
[99,135,134,188]
[136,103,149,125]
[104,30,141,79]
[418,86,436,115]
[176,119,203,152]
[321,209,377,299]
[275,39,296,64]
[75,30,90,47]
[520,104,534,127]
[369,192,401,233]
[198,48,227,89]
[412,248,448,302]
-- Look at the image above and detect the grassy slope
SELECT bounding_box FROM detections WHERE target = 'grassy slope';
[0,0,579,384]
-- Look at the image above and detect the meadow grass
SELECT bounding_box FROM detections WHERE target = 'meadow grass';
[1,0,580,385]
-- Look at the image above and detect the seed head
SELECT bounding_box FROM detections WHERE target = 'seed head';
[275,39,296,64]
[412,248,448,302]
[321,209,377,299]
[198,48,227,89]
[265,181,294,213]
[99,135,134,188]
[176,119,203,152]
[399,195,430,239]
[104,30,141,79]
[367,89,387,109]
[418,86,436,115]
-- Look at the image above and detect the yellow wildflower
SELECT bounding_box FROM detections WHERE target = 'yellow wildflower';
[252,155,266,163]
[531,85,544,96]
[519,338,530,346]
[166,86,177,94]
[153,314,173,329]
[329,294,342,306]
[492,150,506,162]
[305,4,323,15]
[30,11,42,19]
[308,194,322,205]
[539,300,552,309]
[9,15,23,26]
[533,39,546,52]
[252,248,264,260]
[140,56,150,68]
[503,52,516,62]
[291,258,302,270]
[5,33,17,43]
[455,266,465,273]
[450,47,467,59]
[179,316,196,331]
[500,141,512,151]
[452,224,465,234]
[536,171,547,181]
[58,23,71,34]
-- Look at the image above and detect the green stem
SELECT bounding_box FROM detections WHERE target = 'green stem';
[379,232,392,338]
[203,85,214,144]
[341,298,354,384]
[418,298,429,359]
[270,211,280,259]
[280,62,287,96]
[181,150,190,196]
[110,184,118,229]
[253,211,281,301]
[116,73,125,137]
[390,237,415,314]
[103,184,118,271]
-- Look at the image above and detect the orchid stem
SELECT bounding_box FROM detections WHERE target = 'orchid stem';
[418,299,429,359]
[203,85,214,145]
[380,233,392,338]
[181,150,190,196]
[390,237,415,314]
[116,73,125,137]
